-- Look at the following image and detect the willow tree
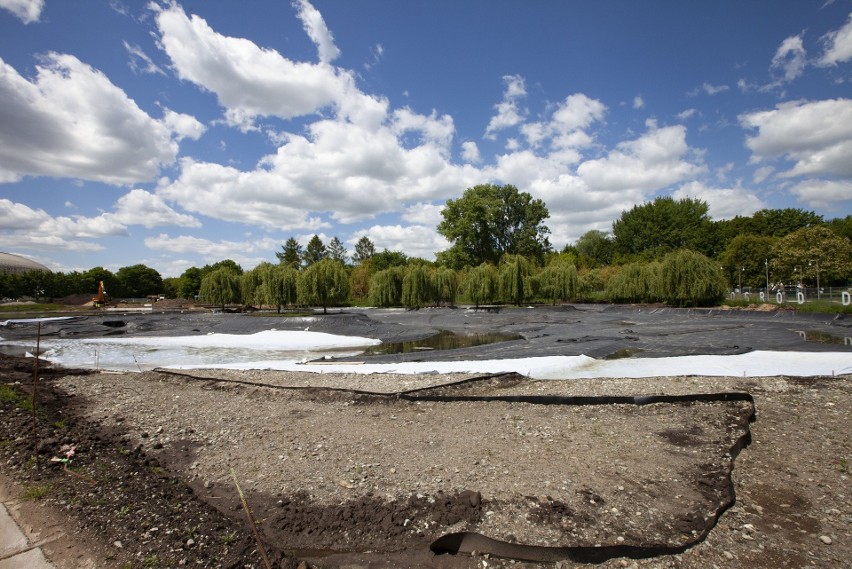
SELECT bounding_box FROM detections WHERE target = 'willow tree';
[431,266,458,306]
[462,263,497,308]
[606,261,662,304]
[402,265,432,309]
[199,266,241,310]
[369,268,404,307]
[537,259,578,305]
[297,259,349,314]
[256,263,298,312]
[498,254,535,306]
[660,250,726,307]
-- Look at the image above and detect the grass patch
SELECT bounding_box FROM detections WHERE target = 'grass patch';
[0,384,33,411]
[0,303,65,313]
[22,483,53,501]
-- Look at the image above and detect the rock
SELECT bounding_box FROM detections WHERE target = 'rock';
[819,535,832,545]
[113,541,123,548]
[723,550,734,560]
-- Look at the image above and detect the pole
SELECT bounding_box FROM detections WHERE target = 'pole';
[765,259,769,301]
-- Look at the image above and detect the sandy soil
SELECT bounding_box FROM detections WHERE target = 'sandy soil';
[1,357,849,568]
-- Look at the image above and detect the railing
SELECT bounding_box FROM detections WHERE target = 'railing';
[728,286,852,306]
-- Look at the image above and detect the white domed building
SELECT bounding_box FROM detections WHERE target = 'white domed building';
[0,252,51,274]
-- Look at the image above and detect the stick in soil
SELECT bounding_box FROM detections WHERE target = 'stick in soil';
[231,468,273,569]
[32,322,41,468]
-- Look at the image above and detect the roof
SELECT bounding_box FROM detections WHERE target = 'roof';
[0,252,51,274]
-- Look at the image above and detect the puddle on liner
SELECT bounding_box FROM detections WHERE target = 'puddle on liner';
[364,330,522,355]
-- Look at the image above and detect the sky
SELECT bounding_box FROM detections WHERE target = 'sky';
[1,0,851,278]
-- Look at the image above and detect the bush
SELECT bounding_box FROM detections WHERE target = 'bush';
[660,249,726,307]
[462,263,498,307]
[369,268,404,307]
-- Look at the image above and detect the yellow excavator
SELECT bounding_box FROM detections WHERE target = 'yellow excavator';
[92,280,108,308]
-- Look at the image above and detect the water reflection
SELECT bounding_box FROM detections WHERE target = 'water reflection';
[363,330,522,355]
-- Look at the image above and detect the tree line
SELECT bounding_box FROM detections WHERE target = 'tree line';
[3,183,850,308]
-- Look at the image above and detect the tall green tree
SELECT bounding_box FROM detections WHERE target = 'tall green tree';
[613,197,714,259]
[115,264,163,298]
[327,236,348,264]
[718,234,776,290]
[574,230,615,267]
[826,215,852,241]
[369,249,408,271]
[437,183,551,268]
[254,262,298,311]
[276,237,303,269]
[80,267,116,298]
[771,226,852,286]
[199,266,241,310]
[352,236,376,265]
[177,267,203,299]
[303,235,327,267]
[297,259,349,313]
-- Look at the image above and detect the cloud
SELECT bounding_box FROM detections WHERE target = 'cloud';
[153,2,358,130]
[123,41,166,75]
[0,0,43,24]
[818,11,852,66]
[770,33,807,82]
[678,108,698,121]
[461,141,481,163]
[787,178,852,208]
[753,165,775,184]
[740,98,852,177]
[0,53,182,184]
[519,93,606,154]
[401,202,444,226]
[673,182,767,220]
[113,189,201,228]
[702,82,729,95]
[484,75,527,139]
[293,0,340,64]
[162,108,206,141]
[143,233,279,267]
[354,224,450,260]
[633,95,644,109]
[577,122,705,194]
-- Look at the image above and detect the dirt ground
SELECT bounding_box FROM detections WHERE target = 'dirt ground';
[1,355,849,568]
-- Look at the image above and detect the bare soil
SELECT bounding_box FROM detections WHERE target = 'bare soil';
[1,354,849,568]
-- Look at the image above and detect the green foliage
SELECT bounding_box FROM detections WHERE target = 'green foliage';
[114,264,163,298]
[349,264,371,300]
[498,254,535,306]
[826,215,852,241]
[303,235,327,267]
[462,263,497,307]
[368,268,404,307]
[297,259,349,313]
[352,236,376,265]
[718,234,776,289]
[606,262,663,304]
[437,183,551,268]
[203,259,243,276]
[401,265,432,308]
[369,249,408,271]
[613,196,713,260]
[574,230,615,267]
[770,225,852,286]
[431,266,458,306]
[537,259,578,304]
[80,267,117,299]
[177,266,203,299]
[327,236,348,264]
[276,237,303,269]
[240,264,267,305]
[660,250,726,307]
[199,266,241,309]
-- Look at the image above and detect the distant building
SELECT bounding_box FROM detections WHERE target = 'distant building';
[0,252,51,275]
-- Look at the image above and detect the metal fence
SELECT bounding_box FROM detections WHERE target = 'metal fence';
[729,286,852,305]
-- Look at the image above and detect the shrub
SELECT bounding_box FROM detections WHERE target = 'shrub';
[606,261,662,303]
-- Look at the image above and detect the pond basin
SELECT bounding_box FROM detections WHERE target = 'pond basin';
[363,330,522,355]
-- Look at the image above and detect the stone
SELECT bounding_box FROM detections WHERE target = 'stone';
[819,535,832,545]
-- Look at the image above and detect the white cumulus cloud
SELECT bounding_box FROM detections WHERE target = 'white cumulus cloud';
[484,75,527,139]
[294,0,341,64]
[673,182,767,220]
[0,53,181,184]
[787,179,852,208]
[0,0,43,24]
[770,33,807,82]
[740,98,852,178]
[818,11,852,66]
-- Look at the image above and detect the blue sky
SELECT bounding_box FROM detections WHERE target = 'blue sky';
[1,0,851,277]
